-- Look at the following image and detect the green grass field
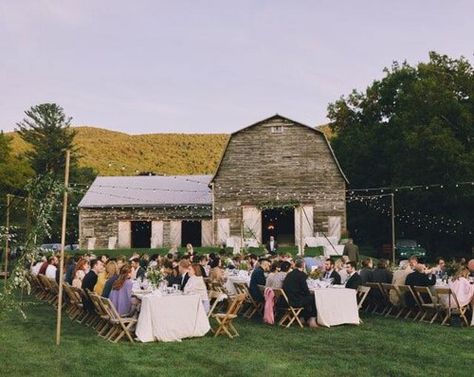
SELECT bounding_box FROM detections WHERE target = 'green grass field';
[1,294,473,377]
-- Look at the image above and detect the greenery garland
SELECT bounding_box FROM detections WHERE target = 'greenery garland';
[0,174,65,318]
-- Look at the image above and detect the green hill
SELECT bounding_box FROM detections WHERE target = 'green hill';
[9,126,229,176]
[8,123,331,176]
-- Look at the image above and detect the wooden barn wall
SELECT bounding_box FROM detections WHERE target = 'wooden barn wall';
[213,117,346,242]
[79,206,211,249]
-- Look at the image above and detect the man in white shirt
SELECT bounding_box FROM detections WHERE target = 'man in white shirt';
[45,255,58,280]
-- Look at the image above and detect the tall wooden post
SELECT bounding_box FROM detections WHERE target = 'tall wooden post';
[3,194,11,290]
[391,193,396,266]
[56,151,71,346]
[299,206,303,256]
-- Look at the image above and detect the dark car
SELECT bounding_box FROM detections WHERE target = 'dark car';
[395,239,426,259]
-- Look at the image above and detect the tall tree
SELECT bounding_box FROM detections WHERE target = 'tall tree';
[328,52,474,256]
[16,103,78,178]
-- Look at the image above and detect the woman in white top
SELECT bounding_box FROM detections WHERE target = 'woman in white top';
[184,264,210,313]
[441,267,474,309]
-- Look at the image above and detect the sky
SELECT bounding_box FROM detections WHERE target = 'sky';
[0,0,473,134]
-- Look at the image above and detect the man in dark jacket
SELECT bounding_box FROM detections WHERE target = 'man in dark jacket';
[82,259,104,312]
[345,261,362,290]
[249,259,271,303]
[371,259,393,284]
[359,258,373,284]
[404,264,436,307]
[323,258,341,284]
[265,236,278,255]
[281,258,318,327]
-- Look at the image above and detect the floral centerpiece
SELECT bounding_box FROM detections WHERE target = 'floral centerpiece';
[238,261,249,271]
[308,268,323,280]
[146,267,164,287]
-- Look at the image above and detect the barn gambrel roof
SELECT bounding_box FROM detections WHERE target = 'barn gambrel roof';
[78,175,212,208]
[209,114,349,184]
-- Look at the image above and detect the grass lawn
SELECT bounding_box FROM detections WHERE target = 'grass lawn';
[1,295,473,377]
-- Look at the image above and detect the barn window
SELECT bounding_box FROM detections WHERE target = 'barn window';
[271,125,284,134]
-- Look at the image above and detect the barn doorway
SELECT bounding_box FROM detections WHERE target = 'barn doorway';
[131,221,151,248]
[181,220,202,247]
[262,207,295,246]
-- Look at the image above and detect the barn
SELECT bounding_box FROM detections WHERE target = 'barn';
[78,115,347,250]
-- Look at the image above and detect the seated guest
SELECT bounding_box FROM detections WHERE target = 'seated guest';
[99,254,109,264]
[208,257,225,284]
[197,255,209,277]
[323,258,341,284]
[266,261,291,289]
[435,257,446,278]
[249,258,271,303]
[130,257,145,281]
[390,260,412,305]
[45,256,58,280]
[95,260,118,295]
[404,263,436,307]
[281,258,318,328]
[65,255,80,285]
[247,254,258,270]
[102,262,123,298]
[440,267,474,309]
[345,261,362,290]
[359,258,373,284]
[72,259,90,289]
[82,259,105,312]
[178,259,191,289]
[31,256,46,275]
[468,259,474,277]
[265,236,278,255]
[184,264,210,313]
[371,259,393,284]
[335,257,349,283]
[163,261,181,287]
[186,243,195,257]
[109,265,136,316]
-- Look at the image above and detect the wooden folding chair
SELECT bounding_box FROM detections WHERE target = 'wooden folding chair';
[379,283,397,317]
[212,293,246,338]
[389,285,409,319]
[412,286,440,323]
[357,286,371,310]
[435,287,469,326]
[273,288,304,328]
[234,282,262,319]
[31,274,48,300]
[88,291,113,336]
[396,285,420,320]
[364,282,386,314]
[62,283,82,320]
[37,275,56,304]
[100,297,137,343]
[71,286,93,324]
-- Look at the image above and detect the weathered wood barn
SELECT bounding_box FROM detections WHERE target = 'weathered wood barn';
[78,175,213,249]
[78,115,347,250]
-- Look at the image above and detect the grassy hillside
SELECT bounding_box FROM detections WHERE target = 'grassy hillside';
[8,123,331,176]
[9,127,229,176]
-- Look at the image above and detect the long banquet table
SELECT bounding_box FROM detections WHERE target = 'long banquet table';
[135,293,210,342]
[313,287,360,327]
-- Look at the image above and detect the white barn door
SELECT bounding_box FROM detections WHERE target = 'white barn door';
[201,220,213,247]
[217,218,230,245]
[151,221,164,248]
[295,206,314,247]
[118,221,131,248]
[169,220,182,247]
[328,216,341,241]
[242,206,262,244]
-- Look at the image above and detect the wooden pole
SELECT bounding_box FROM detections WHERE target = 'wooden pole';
[56,151,71,346]
[391,193,396,266]
[4,194,11,290]
[299,206,303,256]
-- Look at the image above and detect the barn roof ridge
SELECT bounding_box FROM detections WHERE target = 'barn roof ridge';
[209,114,349,184]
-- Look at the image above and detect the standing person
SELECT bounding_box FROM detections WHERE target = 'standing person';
[281,258,318,328]
[343,239,360,264]
[249,258,271,303]
[265,236,278,256]
[82,259,105,312]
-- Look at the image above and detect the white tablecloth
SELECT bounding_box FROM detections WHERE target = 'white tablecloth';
[135,293,210,342]
[224,274,250,295]
[313,288,360,327]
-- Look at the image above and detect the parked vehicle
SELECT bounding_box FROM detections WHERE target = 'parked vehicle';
[395,239,426,259]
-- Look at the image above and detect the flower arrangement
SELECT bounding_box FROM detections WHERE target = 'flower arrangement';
[238,261,249,271]
[308,268,323,280]
[146,267,164,286]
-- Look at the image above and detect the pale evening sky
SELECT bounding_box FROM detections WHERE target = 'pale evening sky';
[0,0,473,134]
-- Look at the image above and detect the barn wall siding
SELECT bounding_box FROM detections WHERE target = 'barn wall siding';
[79,206,211,249]
[213,117,346,244]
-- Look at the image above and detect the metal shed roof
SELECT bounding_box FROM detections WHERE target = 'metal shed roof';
[78,175,212,208]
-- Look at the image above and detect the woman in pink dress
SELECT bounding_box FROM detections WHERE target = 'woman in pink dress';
[442,268,474,314]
